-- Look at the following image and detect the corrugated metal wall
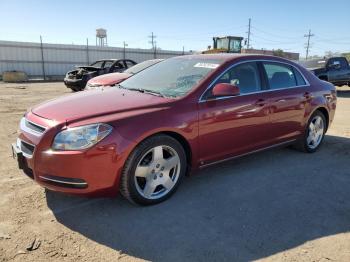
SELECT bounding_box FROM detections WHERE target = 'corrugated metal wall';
[0,40,186,78]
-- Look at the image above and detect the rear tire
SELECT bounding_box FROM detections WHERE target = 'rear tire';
[120,135,187,205]
[294,110,326,153]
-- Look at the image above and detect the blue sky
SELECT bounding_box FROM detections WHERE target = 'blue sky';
[1,0,349,57]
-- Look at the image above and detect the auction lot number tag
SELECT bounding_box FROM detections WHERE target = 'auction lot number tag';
[194,63,220,69]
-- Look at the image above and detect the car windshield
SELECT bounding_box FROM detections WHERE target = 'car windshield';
[120,57,224,97]
[124,59,163,75]
[89,61,104,68]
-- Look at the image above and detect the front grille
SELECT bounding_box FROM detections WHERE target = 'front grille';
[20,117,46,136]
[25,119,46,134]
[20,140,35,157]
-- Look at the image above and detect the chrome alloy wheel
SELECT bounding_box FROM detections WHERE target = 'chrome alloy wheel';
[134,145,181,200]
[307,115,325,149]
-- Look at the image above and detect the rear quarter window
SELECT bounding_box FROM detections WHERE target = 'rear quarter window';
[293,67,307,86]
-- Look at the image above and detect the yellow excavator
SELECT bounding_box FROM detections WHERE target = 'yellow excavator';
[202,36,244,54]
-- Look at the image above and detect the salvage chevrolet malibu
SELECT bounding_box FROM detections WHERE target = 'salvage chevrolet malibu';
[85,59,163,90]
[12,54,337,205]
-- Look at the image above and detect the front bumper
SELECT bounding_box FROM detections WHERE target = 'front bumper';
[12,112,136,196]
[63,78,87,91]
[12,141,34,179]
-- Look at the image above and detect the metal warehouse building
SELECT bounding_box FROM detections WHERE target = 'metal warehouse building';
[0,40,186,79]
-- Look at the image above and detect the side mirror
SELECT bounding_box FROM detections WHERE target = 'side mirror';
[212,83,240,97]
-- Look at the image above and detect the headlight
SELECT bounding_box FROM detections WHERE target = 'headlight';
[52,123,113,150]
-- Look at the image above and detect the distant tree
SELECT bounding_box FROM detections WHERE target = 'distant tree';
[308,55,323,60]
[324,50,341,58]
[273,49,285,58]
[342,52,350,62]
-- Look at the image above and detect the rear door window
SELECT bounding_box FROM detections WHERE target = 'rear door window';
[103,61,114,69]
[113,61,125,70]
[263,62,297,90]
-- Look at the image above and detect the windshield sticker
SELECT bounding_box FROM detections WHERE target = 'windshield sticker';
[194,63,220,69]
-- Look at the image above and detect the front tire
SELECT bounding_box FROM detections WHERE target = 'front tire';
[120,135,187,205]
[295,111,326,153]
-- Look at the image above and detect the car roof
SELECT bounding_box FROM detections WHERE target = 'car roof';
[176,53,293,63]
[95,59,133,62]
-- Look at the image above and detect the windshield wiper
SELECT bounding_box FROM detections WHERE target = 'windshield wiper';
[117,84,164,97]
[141,89,165,97]
[116,84,127,89]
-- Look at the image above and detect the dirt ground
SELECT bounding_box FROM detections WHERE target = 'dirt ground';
[0,82,349,262]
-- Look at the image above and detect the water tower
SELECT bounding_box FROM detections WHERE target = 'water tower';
[96,28,107,47]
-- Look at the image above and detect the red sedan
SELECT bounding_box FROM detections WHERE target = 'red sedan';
[12,54,337,205]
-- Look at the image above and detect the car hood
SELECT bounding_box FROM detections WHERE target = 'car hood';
[32,87,173,123]
[88,72,132,86]
[76,66,101,70]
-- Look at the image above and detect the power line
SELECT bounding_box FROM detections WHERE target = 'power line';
[250,32,301,44]
[314,36,350,45]
[159,25,246,39]
[252,25,303,40]
[304,29,314,60]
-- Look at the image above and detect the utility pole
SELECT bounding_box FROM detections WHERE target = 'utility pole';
[39,35,46,80]
[123,41,128,59]
[246,18,251,49]
[148,32,157,57]
[86,38,89,65]
[182,46,185,55]
[154,42,157,59]
[148,32,157,49]
[304,29,314,60]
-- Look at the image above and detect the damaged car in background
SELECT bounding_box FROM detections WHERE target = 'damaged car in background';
[64,59,136,92]
[85,59,164,90]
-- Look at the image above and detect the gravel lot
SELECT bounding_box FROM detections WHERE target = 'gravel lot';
[0,82,349,262]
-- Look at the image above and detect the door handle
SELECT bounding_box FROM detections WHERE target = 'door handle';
[255,98,266,107]
[303,92,313,100]
[276,99,286,103]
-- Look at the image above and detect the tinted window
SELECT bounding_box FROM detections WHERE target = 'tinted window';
[263,63,297,90]
[213,62,261,94]
[103,61,114,68]
[328,58,348,69]
[293,68,306,86]
[113,61,124,69]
